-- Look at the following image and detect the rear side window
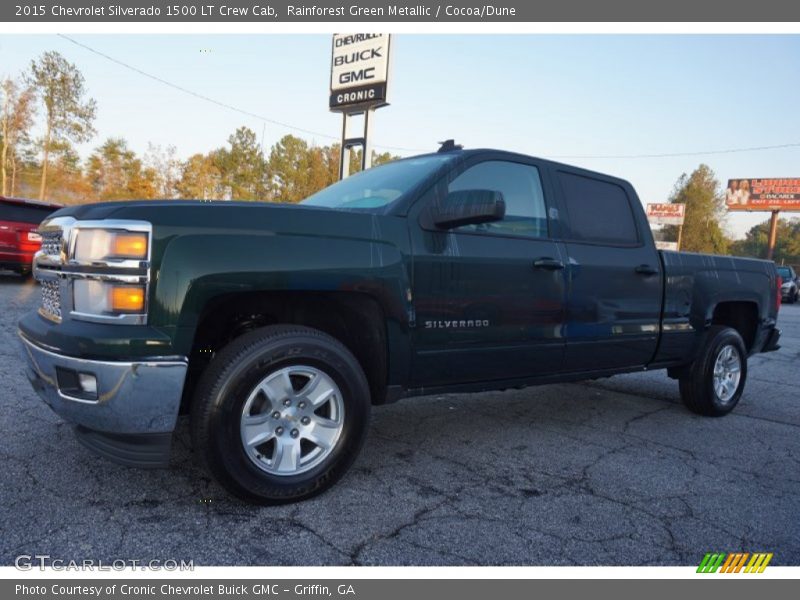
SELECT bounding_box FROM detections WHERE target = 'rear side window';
[448,160,548,239]
[557,172,639,245]
[0,202,55,225]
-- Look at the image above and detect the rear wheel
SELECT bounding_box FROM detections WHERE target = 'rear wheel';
[679,326,747,417]
[191,325,371,504]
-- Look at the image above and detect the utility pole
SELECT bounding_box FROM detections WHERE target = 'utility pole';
[767,210,780,260]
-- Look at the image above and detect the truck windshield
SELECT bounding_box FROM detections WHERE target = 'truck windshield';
[301,155,453,210]
[777,267,793,280]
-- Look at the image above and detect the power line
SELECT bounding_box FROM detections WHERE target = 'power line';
[49,35,800,162]
[549,142,800,160]
[57,34,426,153]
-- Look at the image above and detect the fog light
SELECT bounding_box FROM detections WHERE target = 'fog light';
[55,368,98,401]
[78,373,97,396]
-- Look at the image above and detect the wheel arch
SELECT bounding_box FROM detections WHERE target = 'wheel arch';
[180,290,390,413]
[709,300,759,354]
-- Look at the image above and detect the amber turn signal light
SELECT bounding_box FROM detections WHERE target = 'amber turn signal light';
[111,233,148,259]
[110,285,146,313]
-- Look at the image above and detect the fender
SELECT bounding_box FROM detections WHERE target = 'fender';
[150,221,413,380]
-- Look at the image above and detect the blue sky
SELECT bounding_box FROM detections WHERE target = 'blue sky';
[1,34,799,237]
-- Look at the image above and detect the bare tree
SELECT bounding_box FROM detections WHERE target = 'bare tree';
[0,77,36,196]
[144,143,181,198]
[28,51,96,200]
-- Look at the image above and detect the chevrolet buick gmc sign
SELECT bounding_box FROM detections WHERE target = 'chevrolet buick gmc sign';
[330,33,391,111]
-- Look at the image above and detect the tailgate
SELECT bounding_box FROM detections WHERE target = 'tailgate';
[0,220,20,250]
[0,219,38,251]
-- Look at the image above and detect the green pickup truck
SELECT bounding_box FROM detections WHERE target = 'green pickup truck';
[19,147,781,504]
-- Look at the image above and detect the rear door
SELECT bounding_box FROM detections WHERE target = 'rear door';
[554,170,663,371]
[409,157,568,386]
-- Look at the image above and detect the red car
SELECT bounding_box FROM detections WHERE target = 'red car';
[0,196,62,276]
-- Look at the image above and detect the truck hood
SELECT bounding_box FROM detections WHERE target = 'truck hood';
[46,200,391,241]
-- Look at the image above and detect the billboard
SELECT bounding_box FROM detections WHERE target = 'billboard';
[646,203,686,225]
[330,33,391,111]
[725,179,800,211]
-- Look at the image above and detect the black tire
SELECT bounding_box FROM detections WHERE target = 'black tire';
[679,326,747,417]
[191,325,371,504]
[792,289,798,304]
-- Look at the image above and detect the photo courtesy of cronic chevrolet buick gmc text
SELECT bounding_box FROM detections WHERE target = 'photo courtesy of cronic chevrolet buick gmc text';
[18,145,782,504]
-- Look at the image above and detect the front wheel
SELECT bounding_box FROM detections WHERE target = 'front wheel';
[191,325,371,504]
[679,326,747,417]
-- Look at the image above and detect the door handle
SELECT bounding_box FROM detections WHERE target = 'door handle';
[533,257,565,271]
[635,264,658,276]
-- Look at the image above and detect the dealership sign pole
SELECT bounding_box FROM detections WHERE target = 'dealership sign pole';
[726,178,800,260]
[330,33,391,179]
[646,203,686,251]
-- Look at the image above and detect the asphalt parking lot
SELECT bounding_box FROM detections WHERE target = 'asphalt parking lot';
[1,273,798,566]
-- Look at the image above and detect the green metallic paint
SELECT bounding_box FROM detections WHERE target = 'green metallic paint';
[17,149,781,395]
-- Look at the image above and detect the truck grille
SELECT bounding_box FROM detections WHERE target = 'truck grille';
[40,279,62,321]
[40,231,62,256]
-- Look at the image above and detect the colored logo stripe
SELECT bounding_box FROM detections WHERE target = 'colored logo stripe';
[720,553,749,573]
[698,552,773,573]
[697,553,726,573]
[745,553,773,573]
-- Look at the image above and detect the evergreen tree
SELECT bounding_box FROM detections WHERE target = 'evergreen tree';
[664,164,728,255]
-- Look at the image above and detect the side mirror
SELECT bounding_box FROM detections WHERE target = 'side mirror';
[432,189,506,229]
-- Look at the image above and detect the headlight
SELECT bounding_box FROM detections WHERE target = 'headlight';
[73,229,148,262]
[73,280,147,317]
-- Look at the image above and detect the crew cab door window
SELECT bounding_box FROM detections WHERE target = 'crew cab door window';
[448,161,548,239]
[557,172,639,245]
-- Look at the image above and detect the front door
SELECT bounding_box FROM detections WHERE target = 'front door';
[409,159,567,386]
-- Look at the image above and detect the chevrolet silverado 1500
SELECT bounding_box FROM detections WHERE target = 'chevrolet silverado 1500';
[19,146,781,503]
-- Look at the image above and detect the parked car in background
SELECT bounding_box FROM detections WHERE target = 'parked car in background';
[0,197,63,276]
[776,265,798,304]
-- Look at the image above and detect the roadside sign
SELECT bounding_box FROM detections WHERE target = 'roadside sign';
[647,203,686,225]
[330,33,391,111]
[725,179,800,211]
[655,241,679,251]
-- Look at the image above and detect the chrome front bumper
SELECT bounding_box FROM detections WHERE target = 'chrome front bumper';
[20,333,188,466]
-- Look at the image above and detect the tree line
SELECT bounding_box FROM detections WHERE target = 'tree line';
[0,51,395,205]
[2,51,798,264]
